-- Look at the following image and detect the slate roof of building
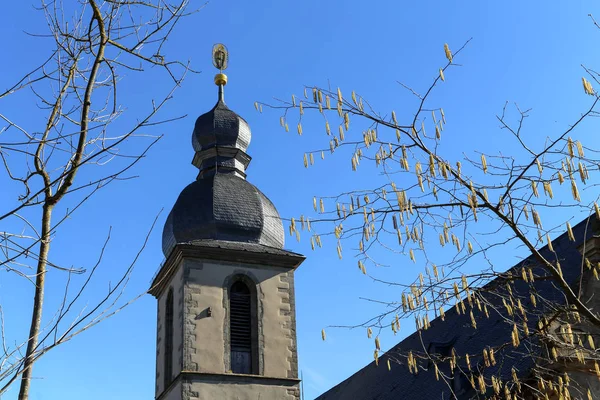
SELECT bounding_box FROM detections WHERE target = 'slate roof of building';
[316,215,598,400]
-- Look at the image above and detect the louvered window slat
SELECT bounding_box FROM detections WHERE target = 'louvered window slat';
[230,281,253,374]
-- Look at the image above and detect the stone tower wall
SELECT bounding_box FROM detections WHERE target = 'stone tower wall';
[154,255,300,400]
[182,258,298,379]
[156,260,185,398]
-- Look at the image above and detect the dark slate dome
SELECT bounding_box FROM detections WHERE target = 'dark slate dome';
[192,99,251,153]
[162,174,285,256]
[161,83,285,257]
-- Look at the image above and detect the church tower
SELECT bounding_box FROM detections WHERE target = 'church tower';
[150,45,304,400]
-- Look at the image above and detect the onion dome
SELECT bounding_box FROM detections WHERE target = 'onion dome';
[162,72,285,257]
[191,85,252,179]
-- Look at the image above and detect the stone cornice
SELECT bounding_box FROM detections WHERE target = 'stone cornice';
[149,242,305,298]
[156,371,301,400]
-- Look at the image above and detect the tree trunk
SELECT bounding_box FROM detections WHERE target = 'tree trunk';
[18,203,53,400]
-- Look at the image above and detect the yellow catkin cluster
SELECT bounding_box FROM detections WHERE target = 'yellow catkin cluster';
[547,234,554,252]
[477,374,486,393]
[511,367,521,391]
[579,162,588,183]
[567,137,575,157]
[449,348,457,373]
[566,222,575,241]
[470,310,477,329]
[314,235,322,248]
[423,315,430,330]
[444,43,453,62]
[583,77,594,95]
[557,171,564,185]
[532,208,542,228]
[534,158,542,174]
[511,324,520,347]
[502,298,513,316]
[571,179,581,201]
[429,154,436,177]
[482,348,493,367]
[453,282,461,299]
[491,376,502,395]
[576,140,585,157]
[439,162,449,179]
[407,351,417,374]
[543,181,553,198]
[358,260,366,274]
[452,234,461,252]
[532,180,540,197]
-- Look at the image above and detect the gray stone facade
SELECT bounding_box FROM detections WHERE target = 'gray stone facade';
[151,243,304,400]
[155,263,185,398]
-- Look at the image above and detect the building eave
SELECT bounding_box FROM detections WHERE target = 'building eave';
[149,240,305,298]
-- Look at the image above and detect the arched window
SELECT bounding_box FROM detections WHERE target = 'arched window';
[164,288,174,387]
[229,280,253,374]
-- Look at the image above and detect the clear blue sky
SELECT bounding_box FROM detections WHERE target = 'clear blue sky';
[2,1,600,399]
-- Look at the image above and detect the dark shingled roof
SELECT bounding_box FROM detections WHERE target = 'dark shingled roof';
[192,99,251,154]
[162,167,285,257]
[316,216,598,400]
[162,89,285,257]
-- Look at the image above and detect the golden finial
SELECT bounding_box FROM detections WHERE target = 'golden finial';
[212,43,228,87]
